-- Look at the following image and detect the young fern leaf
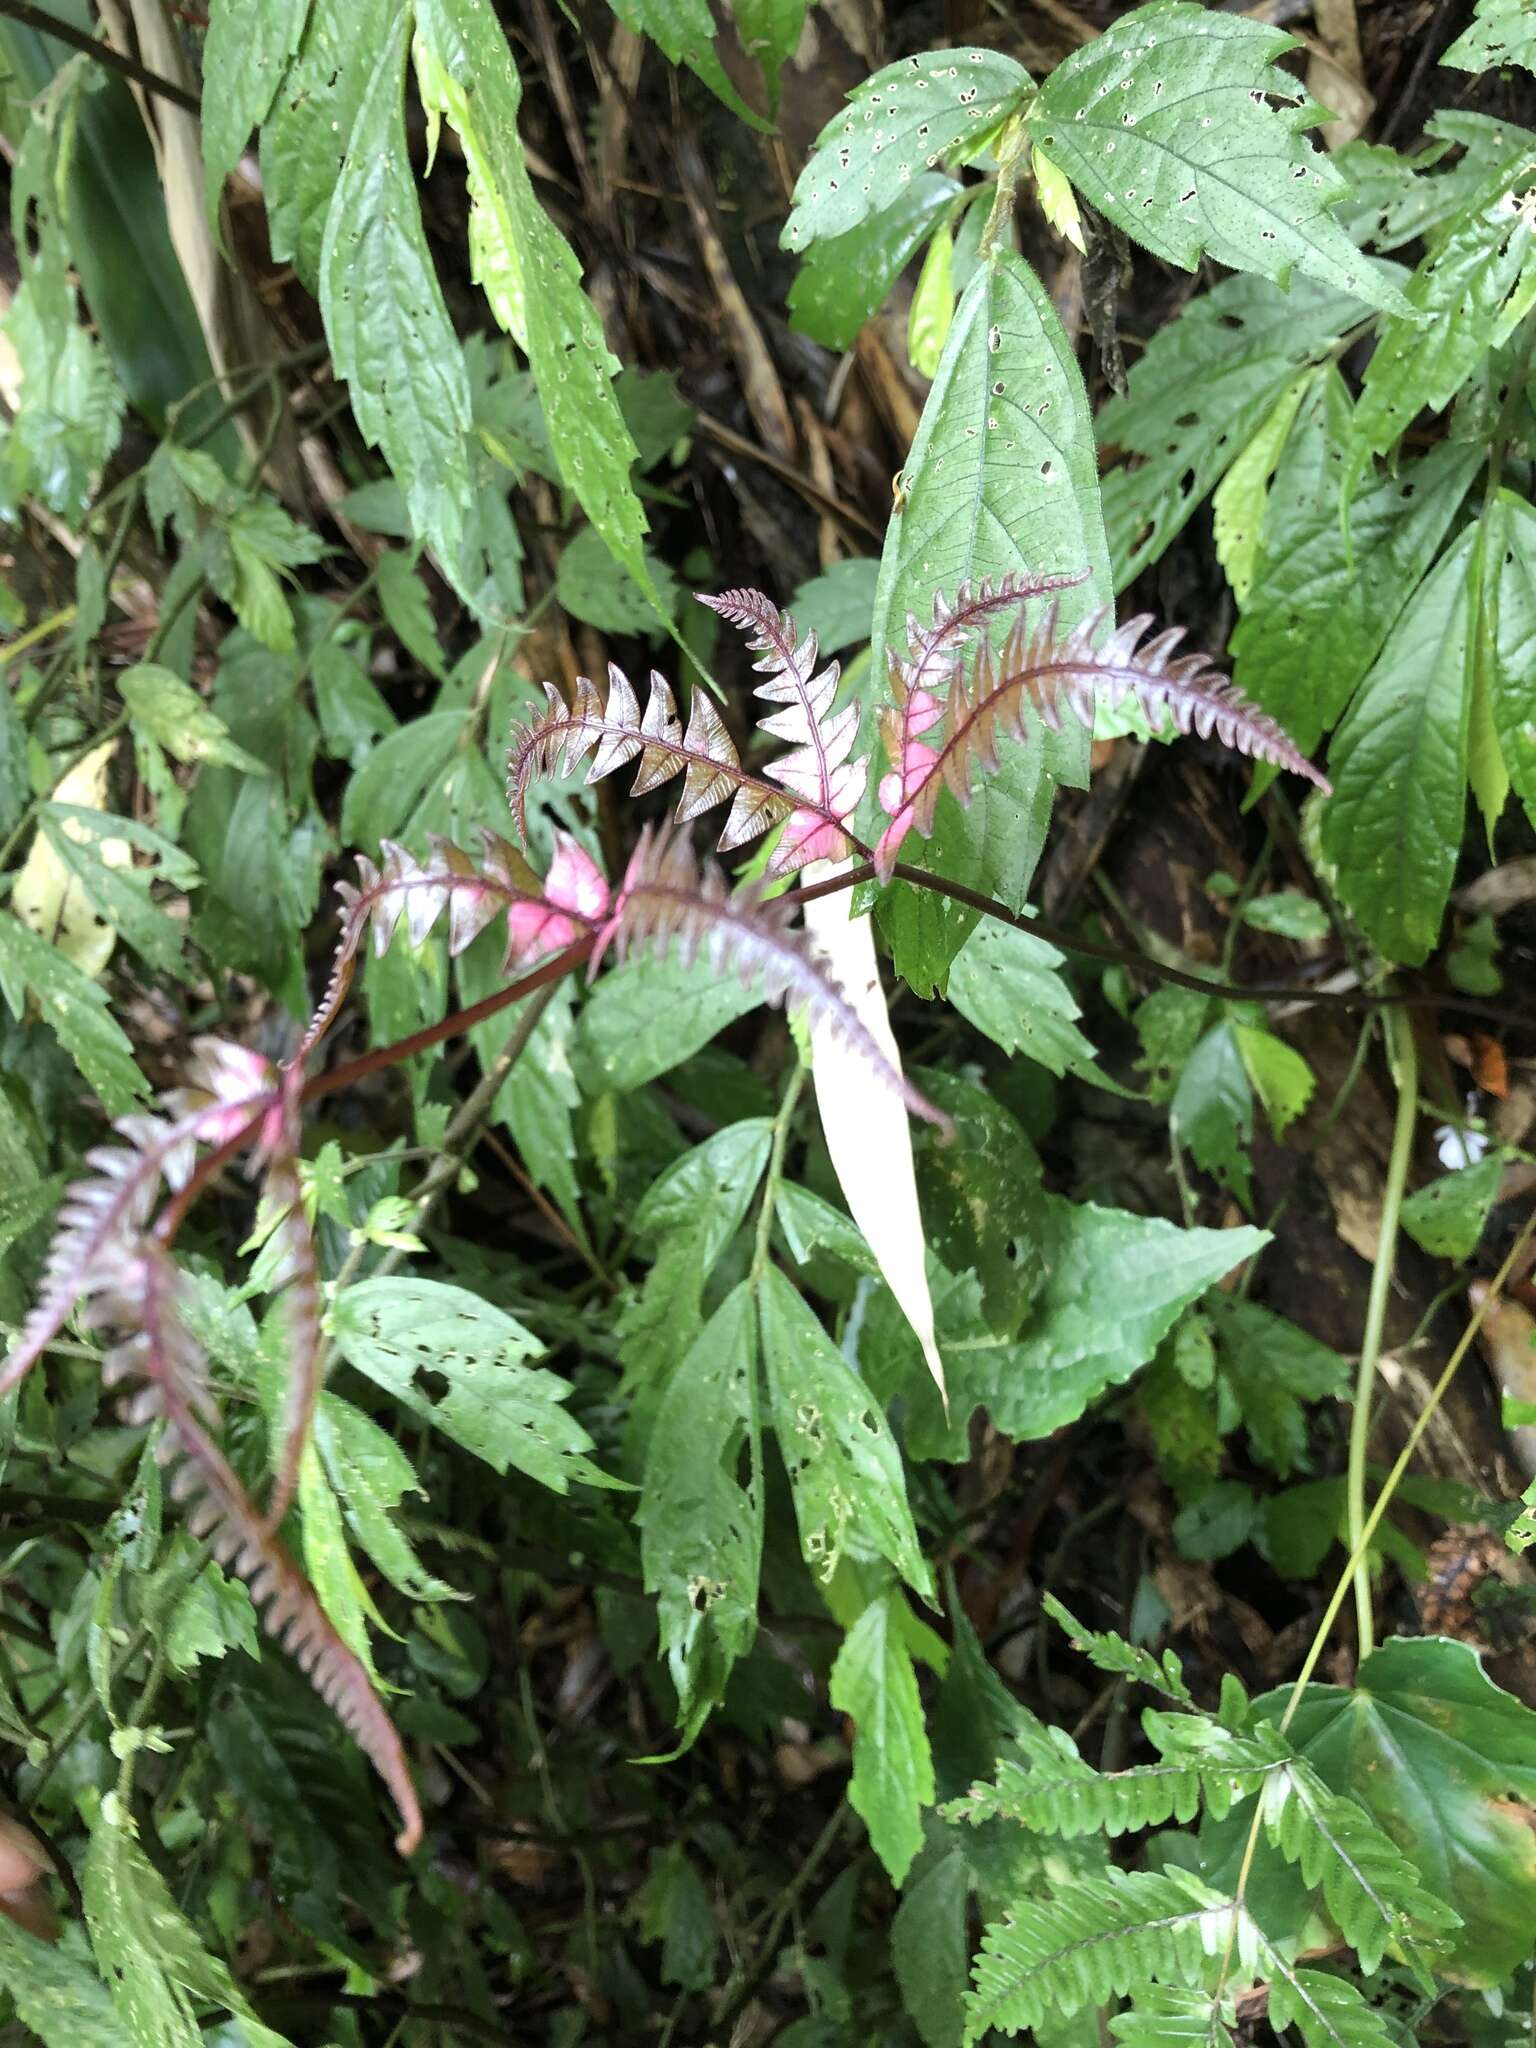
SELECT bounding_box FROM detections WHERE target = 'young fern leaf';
[297,828,605,1060]
[1041,1593,1196,1705]
[598,825,946,1128]
[952,1733,1284,1839]
[92,1242,421,1855]
[876,601,1330,880]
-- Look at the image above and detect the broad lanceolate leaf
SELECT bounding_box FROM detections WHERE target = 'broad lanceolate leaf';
[0,913,147,1115]
[1352,160,1536,465]
[638,1286,762,1746]
[608,0,769,129]
[1321,527,1477,965]
[758,1264,932,1598]
[414,0,655,610]
[800,866,944,1400]
[788,175,959,350]
[1231,370,1481,760]
[200,0,308,231]
[317,12,475,573]
[1028,1,1404,309]
[783,49,1033,251]
[1483,490,1536,832]
[1444,0,1536,73]
[870,252,1110,984]
[1099,271,1376,588]
[830,1591,936,1886]
[329,1277,613,1492]
[892,1848,971,2048]
[946,919,1102,1082]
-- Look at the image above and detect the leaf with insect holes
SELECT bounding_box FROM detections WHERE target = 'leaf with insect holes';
[200,0,308,234]
[789,176,960,350]
[784,49,1033,252]
[263,0,396,289]
[1027,1,1407,309]
[1444,0,1536,74]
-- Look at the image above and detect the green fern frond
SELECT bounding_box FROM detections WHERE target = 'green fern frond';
[1109,1985,1238,2048]
[964,1869,1250,2042]
[1258,1757,1461,1978]
[1266,1964,1399,2048]
[957,1738,1281,1839]
[1043,1594,1194,1705]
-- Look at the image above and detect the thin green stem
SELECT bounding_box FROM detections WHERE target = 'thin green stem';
[1346,1005,1417,1661]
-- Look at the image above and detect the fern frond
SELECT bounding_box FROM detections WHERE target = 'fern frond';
[964,1870,1257,2043]
[1042,1594,1195,1705]
[92,1239,421,1854]
[1265,1966,1397,2048]
[297,829,603,1060]
[259,1123,323,1533]
[598,825,946,1127]
[957,1733,1282,1839]
[0,1041,281,1401]
[876,603,1330,881]
[1109,1985,1238,2048]
[1258,1757,1459,1977]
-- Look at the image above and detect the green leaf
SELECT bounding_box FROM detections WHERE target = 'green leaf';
[200,0,307,231]
[37,805,199,978]
[1238,890,1330,941]
[375,548,446,680]
[621,1121,772,1390]
[946,918,1103,1083]
[1212,372,1309,607]
[1235,1023,1314,1137]
[1099,272,1375,590]
[575,949,759,1093]
[317,13,475,573]
[0,1920,132,2047]
[1231,372,1479,761]
[84,1809,284,2048]
[414,0,657,616]
[729,0,810,105]
[908,226,955,378]
[830,1591,936,1887]
[1483,490,1536,832]
[315,1393,460,1602]
[914,1070,1045,1335]
[1171,1019,1254,1207]
[1400,1148,1505,1259]
[1028,2,1404,308]
[330,1277,614,1492]
[608,0,769,128]
[1444,0,1536,73]
[638,1286,761,1744]
[146,1542,259,1673]
[632,1845,720,1989]
[119,663,268,774]
[1321,527,1477,965]
[1352,164,1536,465]
[1205,1293,1346,1478]
[789,557,882,654]
[788,175,959,351]
[457,946,583,1223]
[758,1264,932,1599]
[262,0,395,290]
[893,1847,970,2048]
[784,50,1032,251]
[870,250,1110,987]
[0,912,147,1113]
[339,708,468,848]
[555,525,679,634]
[1226,1637,1536,1985]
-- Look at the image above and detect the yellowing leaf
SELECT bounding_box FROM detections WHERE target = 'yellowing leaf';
[1212,372,1309,607]
[801,860,945,1406]
[907,227,955,379]
[12,740,126,977]
[1032,146,1086,254]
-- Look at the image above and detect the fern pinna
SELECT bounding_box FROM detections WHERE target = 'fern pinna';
[6,577,1323,1856]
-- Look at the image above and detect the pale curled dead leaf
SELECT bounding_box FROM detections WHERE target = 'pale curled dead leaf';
[12,740,127,978]
[800,860,946,1407]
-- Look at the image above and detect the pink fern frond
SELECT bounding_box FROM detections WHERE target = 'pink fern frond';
[295,829,602,1062]
[259,1124,322,1534]
[592,825,947,1129]
[0,1043,281,1402]
[875,601,1330,881]
[93,1243,421,1854]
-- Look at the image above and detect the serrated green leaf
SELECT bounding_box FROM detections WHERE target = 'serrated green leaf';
[1100,272,1375,589]
[1400,1147,1505,1259]
[315,1393,459,1603]
[1231,371,1479,762]
[414,0,658,617]
[638,1285,761,1745]
[457,945,583,1223]
[1352,165,1536,466]
[555,525,679,634]
[575,949,759,1093]
[913,1070,1045,1335]
[870,250,1110,990]
[262,0,394,289]
[0,1920,132,2047]
[946,918,1104,1083]
[375,548,446,680]
[1483,490,1536,832]
[788,175,959,351]
[1321,526,1477,965]
[789,556,881,654]
[729,0,810,105]
[830,1591,935,1886]
[1029,2,1404,308]
[759,1264,931,1599]
[893,1847,970,2048]
[118,664,268,773]
[330,1277,615,1492]
[317,14,475,573]
[1172,1019,1254,1208]
[36,804,198,978]
[632,1844,719,1988]
[1212,372,1310,606]
[201,0,307,232]
[1205,1293,1346,1478]
[784,49,1032,251]
[608,0,770,128]
[0,912,147,1113]
[1444,0,1536,74]
[1235,1023,1314,1137]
